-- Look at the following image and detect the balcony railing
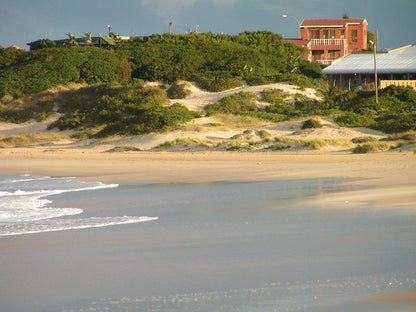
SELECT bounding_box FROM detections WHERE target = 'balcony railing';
[311,39,346,46]
[315,59,336,66]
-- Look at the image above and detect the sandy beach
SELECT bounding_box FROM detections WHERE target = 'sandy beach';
[1,148,415,208]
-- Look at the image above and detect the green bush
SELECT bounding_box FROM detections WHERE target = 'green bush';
[205,92,258,115]
[301,119,322,129]
[373,114,416,134]
[335,111,374,128]
[262,88,289,105]
[352,144,375,153]
[0,109,34,123]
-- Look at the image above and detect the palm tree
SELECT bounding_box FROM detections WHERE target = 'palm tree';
[83,32,92,43]
[66,33,78,46]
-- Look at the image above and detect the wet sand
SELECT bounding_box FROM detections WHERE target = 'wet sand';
[1,148,415,208]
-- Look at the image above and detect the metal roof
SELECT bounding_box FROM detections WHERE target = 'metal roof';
[321,44,416,75]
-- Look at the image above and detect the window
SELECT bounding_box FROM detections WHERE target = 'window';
[351,30,358,43]
[309,30,319,39]
[340,30,345,39]
[323,30,335,39]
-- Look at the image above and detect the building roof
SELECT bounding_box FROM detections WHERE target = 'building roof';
[7,45,25,50]
[300,18,367,28]
[94,36,116,45]
[321,44,416,75]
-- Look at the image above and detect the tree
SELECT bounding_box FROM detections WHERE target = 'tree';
[367,31,375,51]
[342,11,349,19]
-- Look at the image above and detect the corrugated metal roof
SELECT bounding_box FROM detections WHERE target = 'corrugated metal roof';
[321,45,416,75]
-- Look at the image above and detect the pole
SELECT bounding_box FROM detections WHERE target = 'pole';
[169,22,172,34]
[370,39,379,105]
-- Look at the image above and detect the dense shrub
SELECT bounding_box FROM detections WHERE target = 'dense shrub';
[205,92,258,115]
[261,89,289,105]
[192,74,244,92]
[0,47,131,97]
[0,109,34,123]
[301,119,322,129]
[47,85,196,136]
[334,111,374,128]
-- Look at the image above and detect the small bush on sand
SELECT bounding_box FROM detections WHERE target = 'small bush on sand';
[352,136,377,144]
[352,142,390,153]
[266,144,291,151]
[107,145,142,152]
[301,119,322,129]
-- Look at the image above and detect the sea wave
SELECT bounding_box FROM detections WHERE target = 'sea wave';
[0,175,158,236]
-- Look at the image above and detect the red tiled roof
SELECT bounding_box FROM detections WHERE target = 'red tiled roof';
[283,39,310,46]
[6,45,25,50]
[300,18,366,27]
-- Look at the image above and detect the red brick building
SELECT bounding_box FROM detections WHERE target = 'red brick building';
[284,18,368,65]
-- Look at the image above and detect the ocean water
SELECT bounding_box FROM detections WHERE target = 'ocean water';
[0,175,415,312]
[0,174,158,236]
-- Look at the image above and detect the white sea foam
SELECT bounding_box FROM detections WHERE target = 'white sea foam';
[0,175,158,236]
[1,216,159,236]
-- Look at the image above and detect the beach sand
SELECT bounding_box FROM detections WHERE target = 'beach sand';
[1,148,415,208]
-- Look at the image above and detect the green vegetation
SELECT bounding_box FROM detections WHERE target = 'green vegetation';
[0,47,131,98]
[352,142,390,154]
[1,31,322,98]
[106,145,142,152]
[204,85,416,135]
[45,84,198,137]
[1,32,415,142]
[301,119,322,129]
[0,133,71,148]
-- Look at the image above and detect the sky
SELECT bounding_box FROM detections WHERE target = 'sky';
[0,0,414,51]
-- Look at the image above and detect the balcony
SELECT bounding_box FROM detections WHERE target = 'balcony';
[311,39,346,47]
[315,59,336,66]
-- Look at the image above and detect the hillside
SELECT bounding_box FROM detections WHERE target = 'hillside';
[1,81,414,154]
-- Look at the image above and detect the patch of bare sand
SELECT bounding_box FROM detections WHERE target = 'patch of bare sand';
[169,82,322,111]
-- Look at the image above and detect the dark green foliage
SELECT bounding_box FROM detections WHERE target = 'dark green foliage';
[47,84,196,136]
[352,144,375,154]
[0,47,131,97]
[334,111,374,127]
[323,85,416,133]
[0,109,34,123]
[121,31,313,87]
[262,89,288,105]
[1,31,321,98]
[28,39,57,50]
[301,119,322,129]
[373,114,416,133]
[299,59,322,78]
[266,144,291,150]
[192,74,244,92]
[205,92,258,115]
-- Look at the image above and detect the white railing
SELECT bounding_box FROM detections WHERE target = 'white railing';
[312,39,346,46]
[316,59,335,65]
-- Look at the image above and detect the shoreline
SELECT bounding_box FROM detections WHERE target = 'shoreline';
[1,148,415,208]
